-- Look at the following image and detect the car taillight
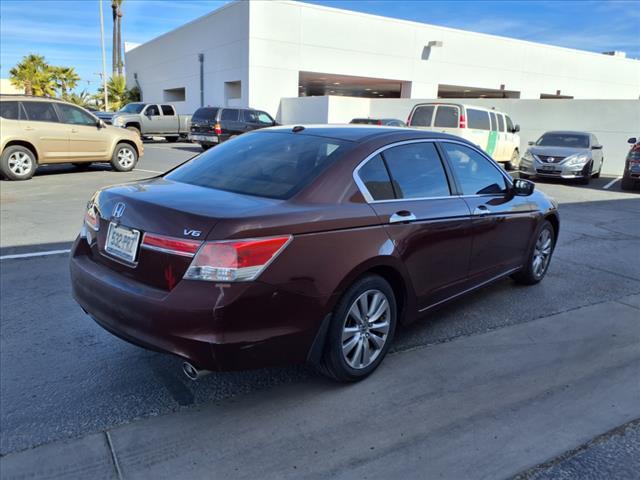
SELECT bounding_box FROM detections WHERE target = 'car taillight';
[184,235,291,282]
[142,233,202,257]
[632,144,640,153]
[459,114,466,128]
[214,123,222,135]
[377,120,383,125]
[84,207,100,231]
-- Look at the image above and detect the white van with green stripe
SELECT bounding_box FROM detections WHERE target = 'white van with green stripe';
[407,103,521,169]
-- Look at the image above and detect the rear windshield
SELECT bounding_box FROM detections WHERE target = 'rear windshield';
[350,118,378,124]
[165,132,351,199]
[536,133,589,148]
[192,107,219,122]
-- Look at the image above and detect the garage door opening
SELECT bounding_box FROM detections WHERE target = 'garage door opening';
[437,84,520,99]
[298,71,403,98]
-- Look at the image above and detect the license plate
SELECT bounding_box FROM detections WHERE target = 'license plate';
[105,223,140,263]
[542,165,555,171]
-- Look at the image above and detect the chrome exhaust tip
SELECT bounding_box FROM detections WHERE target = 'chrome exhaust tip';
[182,361,211,381]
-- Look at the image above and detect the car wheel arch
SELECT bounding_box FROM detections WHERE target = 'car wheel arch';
[115,139,139,156]
[3,140,39,163]
[328,257,415,326]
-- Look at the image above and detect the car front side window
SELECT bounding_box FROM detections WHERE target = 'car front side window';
[441,142,507,195]
[57,104,97,126]
[145,105,160,116]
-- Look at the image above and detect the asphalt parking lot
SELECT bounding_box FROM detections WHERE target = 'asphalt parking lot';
[1,141,639,478]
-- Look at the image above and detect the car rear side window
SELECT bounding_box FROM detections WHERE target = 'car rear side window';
[382,142,450,199]
[489,112,498,131]
[442,143,507,195]
[192,107,219,122]
[165,132,351,200]
[22,101,59,122]
[434,106,458,128]
[221,109,239,121]
[467,109,490,130]
[0,101,20,119]
[161,105,175,116]
[410,106,434,127]
[358,154,395,201]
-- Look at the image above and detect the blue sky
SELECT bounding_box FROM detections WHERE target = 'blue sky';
[1,0,638,93]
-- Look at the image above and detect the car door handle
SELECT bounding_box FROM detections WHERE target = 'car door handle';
[71,128,79,133]
[473,205,491,216]
[389,211,417,224]
[24,126,34,131]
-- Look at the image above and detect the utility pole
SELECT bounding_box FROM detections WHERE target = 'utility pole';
[99,0,109,111]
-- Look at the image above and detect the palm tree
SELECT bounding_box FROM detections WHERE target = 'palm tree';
[51,66,80,98]
[65,90,93,109]
[9,54,51,96]
[95,75,136,111]
[112,0,124,76]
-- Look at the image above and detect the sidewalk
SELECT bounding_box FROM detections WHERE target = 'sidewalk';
[2,294,639,480]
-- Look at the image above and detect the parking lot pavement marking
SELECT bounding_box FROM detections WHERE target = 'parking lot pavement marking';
[603,177,622,189]
[134,168,164,174]
[0,249,71,260]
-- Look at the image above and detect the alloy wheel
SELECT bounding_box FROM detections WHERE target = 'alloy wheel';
[117,148,135,168]
[532,228,553,278]
[341,289,391,369]
[8,152,33,176]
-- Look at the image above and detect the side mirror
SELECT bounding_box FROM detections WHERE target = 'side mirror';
[592,144,603,150]
[513,178,535,196]
[628,137,637,144]
[513,124,520,133]
[528,141,535,146]
[97,119,106,129]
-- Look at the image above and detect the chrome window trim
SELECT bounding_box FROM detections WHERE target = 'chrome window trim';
[353,138,513,204]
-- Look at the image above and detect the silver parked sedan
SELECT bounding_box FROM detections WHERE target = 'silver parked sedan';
[519,131,604,185]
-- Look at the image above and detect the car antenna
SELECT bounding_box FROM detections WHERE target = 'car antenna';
[292,125,305,133]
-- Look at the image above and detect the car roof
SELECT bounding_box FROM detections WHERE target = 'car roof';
[0,94,58,102]
[543,130,591,136]
[265,124,465,143]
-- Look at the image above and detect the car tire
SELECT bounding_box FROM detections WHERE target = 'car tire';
[505,149,519,171]
[201,144,211,151]
[319,275,397,382]
[621,177,635,190]
[165,136,178,143]
[511,220,555,285]
[1,145,37,181]
[519,172,530,179]
[126,126,141,138]
[578,162,592,185]
[110,143,138,172]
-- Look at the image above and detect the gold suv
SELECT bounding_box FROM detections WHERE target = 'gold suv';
[0,95,144,181]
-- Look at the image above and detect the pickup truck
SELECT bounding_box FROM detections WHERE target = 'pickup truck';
[110,103,191,142]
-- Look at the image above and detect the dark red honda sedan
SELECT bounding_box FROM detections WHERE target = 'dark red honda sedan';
[70,126,559,382]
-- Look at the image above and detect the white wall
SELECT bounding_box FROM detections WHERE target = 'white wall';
[247,0,640,116]
[125,2,250,114]
[126,0,640,118]
[280,96,640,175]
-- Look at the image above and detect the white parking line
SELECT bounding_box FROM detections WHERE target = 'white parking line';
[135,168,164,174]
[0,249,71,260]
[603,177,621,190]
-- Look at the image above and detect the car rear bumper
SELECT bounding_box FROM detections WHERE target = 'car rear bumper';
[188,133,219,145]
[69,237,329,371]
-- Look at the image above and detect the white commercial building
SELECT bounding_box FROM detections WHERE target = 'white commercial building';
[125,0,640,117]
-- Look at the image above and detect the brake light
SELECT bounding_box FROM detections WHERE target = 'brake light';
[377,120,382,126]
[84,208,100,231]
[142,233,202,257]
[184,235,291,282]
[459,114,466,128]
[214,123,222,135]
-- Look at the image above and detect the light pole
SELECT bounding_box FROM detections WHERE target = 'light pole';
[98,0,109,111]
